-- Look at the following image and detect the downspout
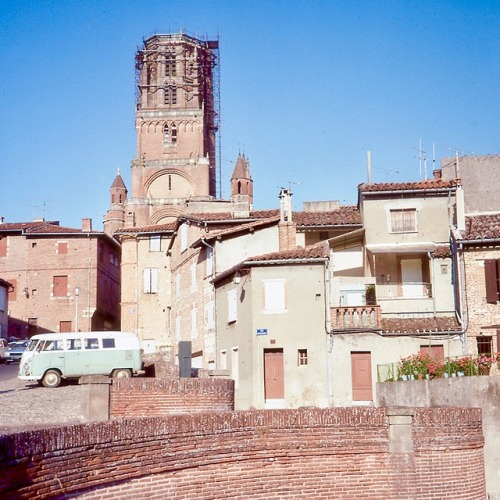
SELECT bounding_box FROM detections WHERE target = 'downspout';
[324,252,334,407]
[200,238,217,368]
[428,251,436,317]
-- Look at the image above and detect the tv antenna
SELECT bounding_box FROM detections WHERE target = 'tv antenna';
[372,167,399,182]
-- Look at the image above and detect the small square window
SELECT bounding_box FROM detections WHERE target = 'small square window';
[298,349,308,366]
[390,209,417,233]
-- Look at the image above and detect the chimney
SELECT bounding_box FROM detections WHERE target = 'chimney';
[82,218,92,232]
[279,188,293,222]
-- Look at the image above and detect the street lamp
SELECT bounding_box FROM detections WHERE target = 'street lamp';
[74,287,80,333]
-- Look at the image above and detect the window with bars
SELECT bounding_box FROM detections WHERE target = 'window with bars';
[390,209,417,233]
[477,336,493,356]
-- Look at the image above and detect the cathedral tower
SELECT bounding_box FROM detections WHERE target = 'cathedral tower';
[128,33,220,226]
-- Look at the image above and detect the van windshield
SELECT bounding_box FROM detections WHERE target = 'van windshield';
[26,340,39,352]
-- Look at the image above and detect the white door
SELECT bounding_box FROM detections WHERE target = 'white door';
[401,259,422,297]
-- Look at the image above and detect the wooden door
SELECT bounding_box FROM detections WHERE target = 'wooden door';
[401,258,423,297]
[351,352,373,401]
[264,349,284,400]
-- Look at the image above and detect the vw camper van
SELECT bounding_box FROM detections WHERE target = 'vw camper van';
[18,331,143,387]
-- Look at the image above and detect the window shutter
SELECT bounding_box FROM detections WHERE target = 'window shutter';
[151,268,158,293]
[228,289,237,322]
[143,269,151,293]
[485,260,498,303]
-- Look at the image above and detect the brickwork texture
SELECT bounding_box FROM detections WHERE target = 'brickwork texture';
[0,407,485,499]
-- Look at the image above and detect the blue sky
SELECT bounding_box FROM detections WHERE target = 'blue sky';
[1,0,499,229]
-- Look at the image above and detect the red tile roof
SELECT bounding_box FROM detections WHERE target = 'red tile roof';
[185,207,360,227]
[380,316,461,334]
[294,206,361,226]
[359,179,459,193]
[463,213,500,241]
[195,216,280,244]
[0,221,97,234]
[245,244,330,262]
[117,223,176,234]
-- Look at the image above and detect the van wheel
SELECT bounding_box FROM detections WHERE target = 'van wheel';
[112,369,131,379]
[42,370,61,388]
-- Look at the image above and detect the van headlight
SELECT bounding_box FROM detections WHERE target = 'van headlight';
[22,363,30,376]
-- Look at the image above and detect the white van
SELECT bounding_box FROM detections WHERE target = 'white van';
[18,331,143,388]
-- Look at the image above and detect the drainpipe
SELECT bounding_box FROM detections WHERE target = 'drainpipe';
[325,253,334,407]
[200,238,217,368]
[428,252,436,317]
[450,230,468,354]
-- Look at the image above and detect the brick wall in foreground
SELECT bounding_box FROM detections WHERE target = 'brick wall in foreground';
[0,407,485,499]
[110,377,234,417]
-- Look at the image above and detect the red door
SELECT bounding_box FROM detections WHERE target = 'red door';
[351,352,373,401]
[264,349,284,400]
[420,345,444,362]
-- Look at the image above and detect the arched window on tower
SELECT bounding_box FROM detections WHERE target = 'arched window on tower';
[164,86,177,105]
[163,123,169,143]
[237,181,242,194]
[171,123,177,144]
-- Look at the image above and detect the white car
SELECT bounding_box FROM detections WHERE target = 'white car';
[0,338,7,362]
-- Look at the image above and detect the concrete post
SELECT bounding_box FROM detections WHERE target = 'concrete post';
[79,375,111,421]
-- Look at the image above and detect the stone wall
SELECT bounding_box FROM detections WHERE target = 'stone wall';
[0,407,485,499]
[377,376,499,498]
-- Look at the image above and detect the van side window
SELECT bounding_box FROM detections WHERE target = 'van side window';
[102,338,115,348]
[84,338,99,350]
[53,340,64,351]
[67,339,82,350]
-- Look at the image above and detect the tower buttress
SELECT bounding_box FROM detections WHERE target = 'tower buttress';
[104,169,128,236]
[231,153,253,217]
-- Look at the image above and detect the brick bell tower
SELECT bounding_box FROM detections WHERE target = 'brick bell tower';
[127,33,220,226]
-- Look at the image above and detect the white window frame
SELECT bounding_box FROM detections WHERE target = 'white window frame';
[263,279,287,314]
[143,268,158,294]
[231,347,239,389]
[206,246,214,276]
[190,260,197,292]
[191,308,198,339]
[227,288,238,323]
[389,208,417,233]
[175,273,181,298]
[220,349,227,370]
[180,223,188,252]
[150,235,161,252]
[206,301,215,330]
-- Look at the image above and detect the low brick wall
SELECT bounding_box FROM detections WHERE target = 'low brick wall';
[0,407,485,499]
[377,376,499,498]
[110,378,234,417]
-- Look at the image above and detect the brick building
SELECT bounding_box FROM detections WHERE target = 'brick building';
[0,219,120,337]
[455,213,500,356]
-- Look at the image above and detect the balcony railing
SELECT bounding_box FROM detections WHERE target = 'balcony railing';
[331,306,381,329]
[375,282,432,300]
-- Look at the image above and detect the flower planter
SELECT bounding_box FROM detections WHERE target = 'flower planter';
[479,365,491,376]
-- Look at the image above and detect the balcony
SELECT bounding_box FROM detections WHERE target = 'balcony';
[376,281,432,300]
[331,305,381,330]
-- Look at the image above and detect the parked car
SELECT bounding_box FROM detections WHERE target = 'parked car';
[2,340,29,364]
[0,338,7,363]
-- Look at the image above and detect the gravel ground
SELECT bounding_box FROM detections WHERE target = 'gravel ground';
[0,368,86,435]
